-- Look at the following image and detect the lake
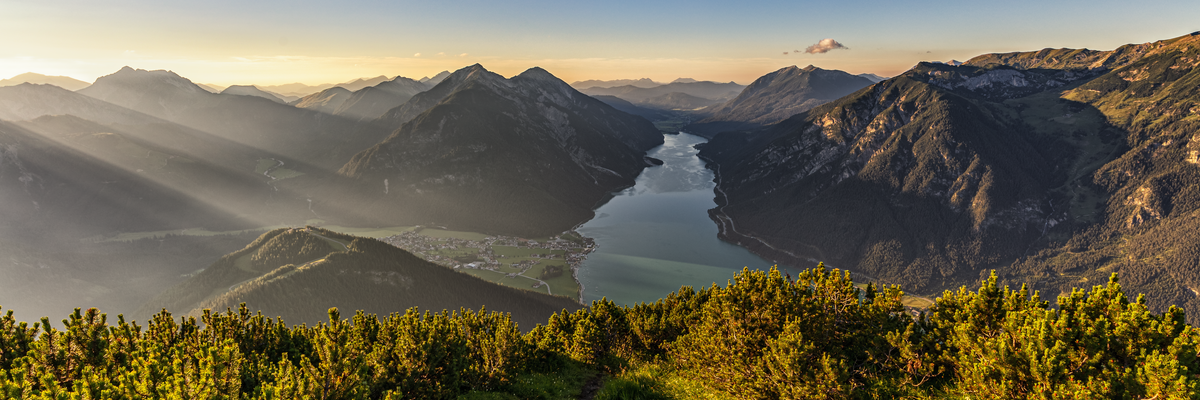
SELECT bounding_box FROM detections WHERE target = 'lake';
[576,132,777,305]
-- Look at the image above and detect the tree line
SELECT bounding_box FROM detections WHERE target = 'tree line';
[2,265,1196,399]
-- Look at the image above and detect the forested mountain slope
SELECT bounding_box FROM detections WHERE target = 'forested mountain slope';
[334,65,663,236]
[700,33,1200,320]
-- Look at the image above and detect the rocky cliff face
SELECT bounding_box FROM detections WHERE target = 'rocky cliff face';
[336,65,663,236]
[699,34,1200,320]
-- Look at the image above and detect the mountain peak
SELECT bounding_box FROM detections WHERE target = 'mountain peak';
[515,66,560,82]
[802,65,819,72]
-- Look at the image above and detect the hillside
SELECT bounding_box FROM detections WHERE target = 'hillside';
[337,64,663,236]
[698,33,1200,321]
[685,65,875,137]
[140,227,582,328]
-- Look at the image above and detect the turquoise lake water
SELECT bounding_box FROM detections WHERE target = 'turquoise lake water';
[576,132,777,305]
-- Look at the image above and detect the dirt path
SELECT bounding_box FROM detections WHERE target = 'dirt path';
[577,373,605,400]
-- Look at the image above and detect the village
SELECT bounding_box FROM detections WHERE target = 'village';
[379,228,595,300]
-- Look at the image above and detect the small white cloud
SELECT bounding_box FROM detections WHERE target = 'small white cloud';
[459,53,468,57]
[436,52,445,56]
[414,53,422,57]
[805,38,848,54]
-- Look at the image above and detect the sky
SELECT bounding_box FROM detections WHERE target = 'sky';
[1,0,1197,87]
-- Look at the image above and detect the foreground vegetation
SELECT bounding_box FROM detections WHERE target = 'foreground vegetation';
[2,265,1196,399]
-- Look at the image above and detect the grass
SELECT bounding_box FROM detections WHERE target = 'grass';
[597,363,733,400]
[316,225,418,238]
[458,365,592,400]
[254,158,277,174]
[269,168,305,180]
[419,228,491,241]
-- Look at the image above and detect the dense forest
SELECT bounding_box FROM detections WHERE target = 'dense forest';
[2,265,1195,399]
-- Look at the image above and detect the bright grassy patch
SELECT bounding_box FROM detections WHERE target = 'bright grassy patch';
[601,363,733,400]
[254,158,277,174]
[458,362,592,400]
[317,225,419,238]
[269,168,305,180]
[420,228,491,241]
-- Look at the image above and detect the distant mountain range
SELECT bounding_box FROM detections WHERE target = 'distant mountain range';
[0,72,91,91]
[579,81,745,113]
[685,65,875,136]
[570,78,662,89]
[292,76,432,121]
[220,85,296,104]
[78,67,387,170]
[260,71,451,98]
[699,32,1200,321]
[857,73,888,83]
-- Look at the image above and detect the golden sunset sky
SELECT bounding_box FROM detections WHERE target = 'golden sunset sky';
[2,0,1196,86]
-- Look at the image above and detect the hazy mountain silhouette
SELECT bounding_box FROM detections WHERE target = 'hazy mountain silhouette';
[333,76,431,120]
[579,81,745,107]
[858,73,888,83]
[290,86,353,113]
[0,72,91,91]
[221,85,288,104]
[78,67,388,169]
[419,71,452,85]
[337,75,391,92]
[685,65,874,136]
[257,82,336,98]
[570,78,661,89]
